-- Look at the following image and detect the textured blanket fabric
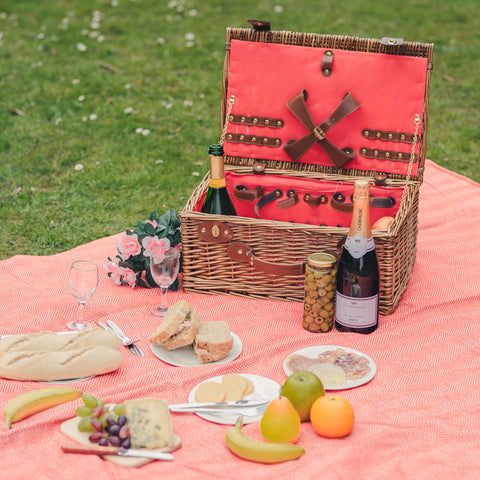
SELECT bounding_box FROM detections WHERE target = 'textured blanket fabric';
[0,160,479,480]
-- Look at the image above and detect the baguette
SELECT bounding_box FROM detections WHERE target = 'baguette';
[0,328,122,354]
[0,346,124,381]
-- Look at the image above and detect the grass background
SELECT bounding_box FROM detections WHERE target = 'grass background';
[0,0,478,259]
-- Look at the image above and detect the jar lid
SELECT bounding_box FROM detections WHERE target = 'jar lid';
[307,252,337,268]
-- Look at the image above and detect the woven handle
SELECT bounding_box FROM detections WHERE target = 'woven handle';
[227,242,305,276]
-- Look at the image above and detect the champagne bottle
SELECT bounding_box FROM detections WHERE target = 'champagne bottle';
[201,144,237,216]
[335,179,379,334]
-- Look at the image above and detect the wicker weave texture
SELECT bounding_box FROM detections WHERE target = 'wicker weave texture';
[180,177,420,316]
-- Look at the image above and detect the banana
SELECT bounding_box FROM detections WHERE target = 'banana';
[3,386,82,429]
[225,416,305,464]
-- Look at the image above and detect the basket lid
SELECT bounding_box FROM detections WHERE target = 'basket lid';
[220,27,433,184]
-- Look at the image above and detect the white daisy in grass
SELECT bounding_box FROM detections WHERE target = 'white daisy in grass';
[124,107,133,114]
[89,114,97,121]
[156,37,166,44]
[72,79,80,84]
[76,42,87,51]
[75,164,84,171]
[78,95,85,102]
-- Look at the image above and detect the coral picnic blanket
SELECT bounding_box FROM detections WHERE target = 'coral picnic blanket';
[0,160,479,480]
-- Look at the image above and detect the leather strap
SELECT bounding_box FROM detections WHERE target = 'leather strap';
[330,194,396,213]
[254,189,283,218]
[226,133,282,148]
[228,114,284,128]
[303,193,329,206]
[362,128,415,143]
[283,89,359,168]
[196,222,234,244]
[233,185,265,202]
[277,190,299,210]
[360,147,417,162]
[322,50,334,76]
[227,242,306,276]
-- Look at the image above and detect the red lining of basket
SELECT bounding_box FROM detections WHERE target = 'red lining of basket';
[224,40,428,176]
[193,171,403,227]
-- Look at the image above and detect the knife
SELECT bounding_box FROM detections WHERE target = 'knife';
[169,399,269,412]
[96,320,145,357]
[61,444,174,461]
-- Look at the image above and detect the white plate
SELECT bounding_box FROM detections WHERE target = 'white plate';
[150,332,242,367]
[187,374,280,425]
[283,345,377,390]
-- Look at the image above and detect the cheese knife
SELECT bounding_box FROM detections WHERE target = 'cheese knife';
[61,444,174,461]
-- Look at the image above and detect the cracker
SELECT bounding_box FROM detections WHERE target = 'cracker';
[221,373,247,393]
[243,377,254,395]
[224,384,245,402]
[195,382,226,403]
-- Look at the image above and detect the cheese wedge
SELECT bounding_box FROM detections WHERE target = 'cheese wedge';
[124,398,173,449]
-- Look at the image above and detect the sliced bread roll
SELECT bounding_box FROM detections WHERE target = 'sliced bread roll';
[193,321,233,364]
[193,345,230,364]
[149,300,195,346]
[194,321,233,353]
[161,310,200,351]
[0,328,122,354]
[0,346,124,381]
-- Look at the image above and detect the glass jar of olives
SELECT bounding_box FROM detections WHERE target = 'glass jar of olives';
[303,252,338,332]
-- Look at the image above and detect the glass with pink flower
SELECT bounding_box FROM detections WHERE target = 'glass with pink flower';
[150,247,180,316]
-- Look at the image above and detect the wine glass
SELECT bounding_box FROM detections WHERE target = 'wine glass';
[66,260,99,330]
[150,246,180,316]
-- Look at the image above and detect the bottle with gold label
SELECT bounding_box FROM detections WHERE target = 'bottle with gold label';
[335,179,379,334]
[201,144,237,216]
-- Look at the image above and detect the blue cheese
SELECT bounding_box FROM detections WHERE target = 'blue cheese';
[124,398,173,449]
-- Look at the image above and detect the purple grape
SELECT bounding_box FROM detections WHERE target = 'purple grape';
[106,417,116,428]
[108,424,120,436]
[121,437,131,449]
[117,415,127,427]
[88,432,105,443]
[119,425,130,440]
[98,437,109,447]
[108,435,122,447]
[91,419,104,433]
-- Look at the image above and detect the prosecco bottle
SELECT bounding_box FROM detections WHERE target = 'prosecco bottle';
[335,179,379,334]
[201,144,237,216]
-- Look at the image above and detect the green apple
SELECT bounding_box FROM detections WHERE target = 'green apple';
[281,371,325,422]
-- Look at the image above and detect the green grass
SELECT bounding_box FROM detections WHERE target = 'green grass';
[1,0,479,259]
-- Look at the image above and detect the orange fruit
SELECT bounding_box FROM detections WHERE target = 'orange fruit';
[310,395,355,438]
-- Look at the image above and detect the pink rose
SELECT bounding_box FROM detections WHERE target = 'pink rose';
[119,267,137,288]
[142,235,170,258]
[118,234,142,260]
[104,258,122,285]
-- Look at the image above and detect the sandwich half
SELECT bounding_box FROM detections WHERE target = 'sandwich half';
[149,300,200,351]
[193,321,233,364]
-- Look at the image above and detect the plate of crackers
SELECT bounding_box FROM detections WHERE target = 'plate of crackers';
[188,373,281,424]
[283,345,377,390]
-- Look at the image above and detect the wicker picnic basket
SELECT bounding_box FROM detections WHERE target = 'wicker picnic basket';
[180,24,434,315]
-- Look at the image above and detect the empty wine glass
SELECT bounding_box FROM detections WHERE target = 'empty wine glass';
[150,246,180,316]
[67,260,99,330]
